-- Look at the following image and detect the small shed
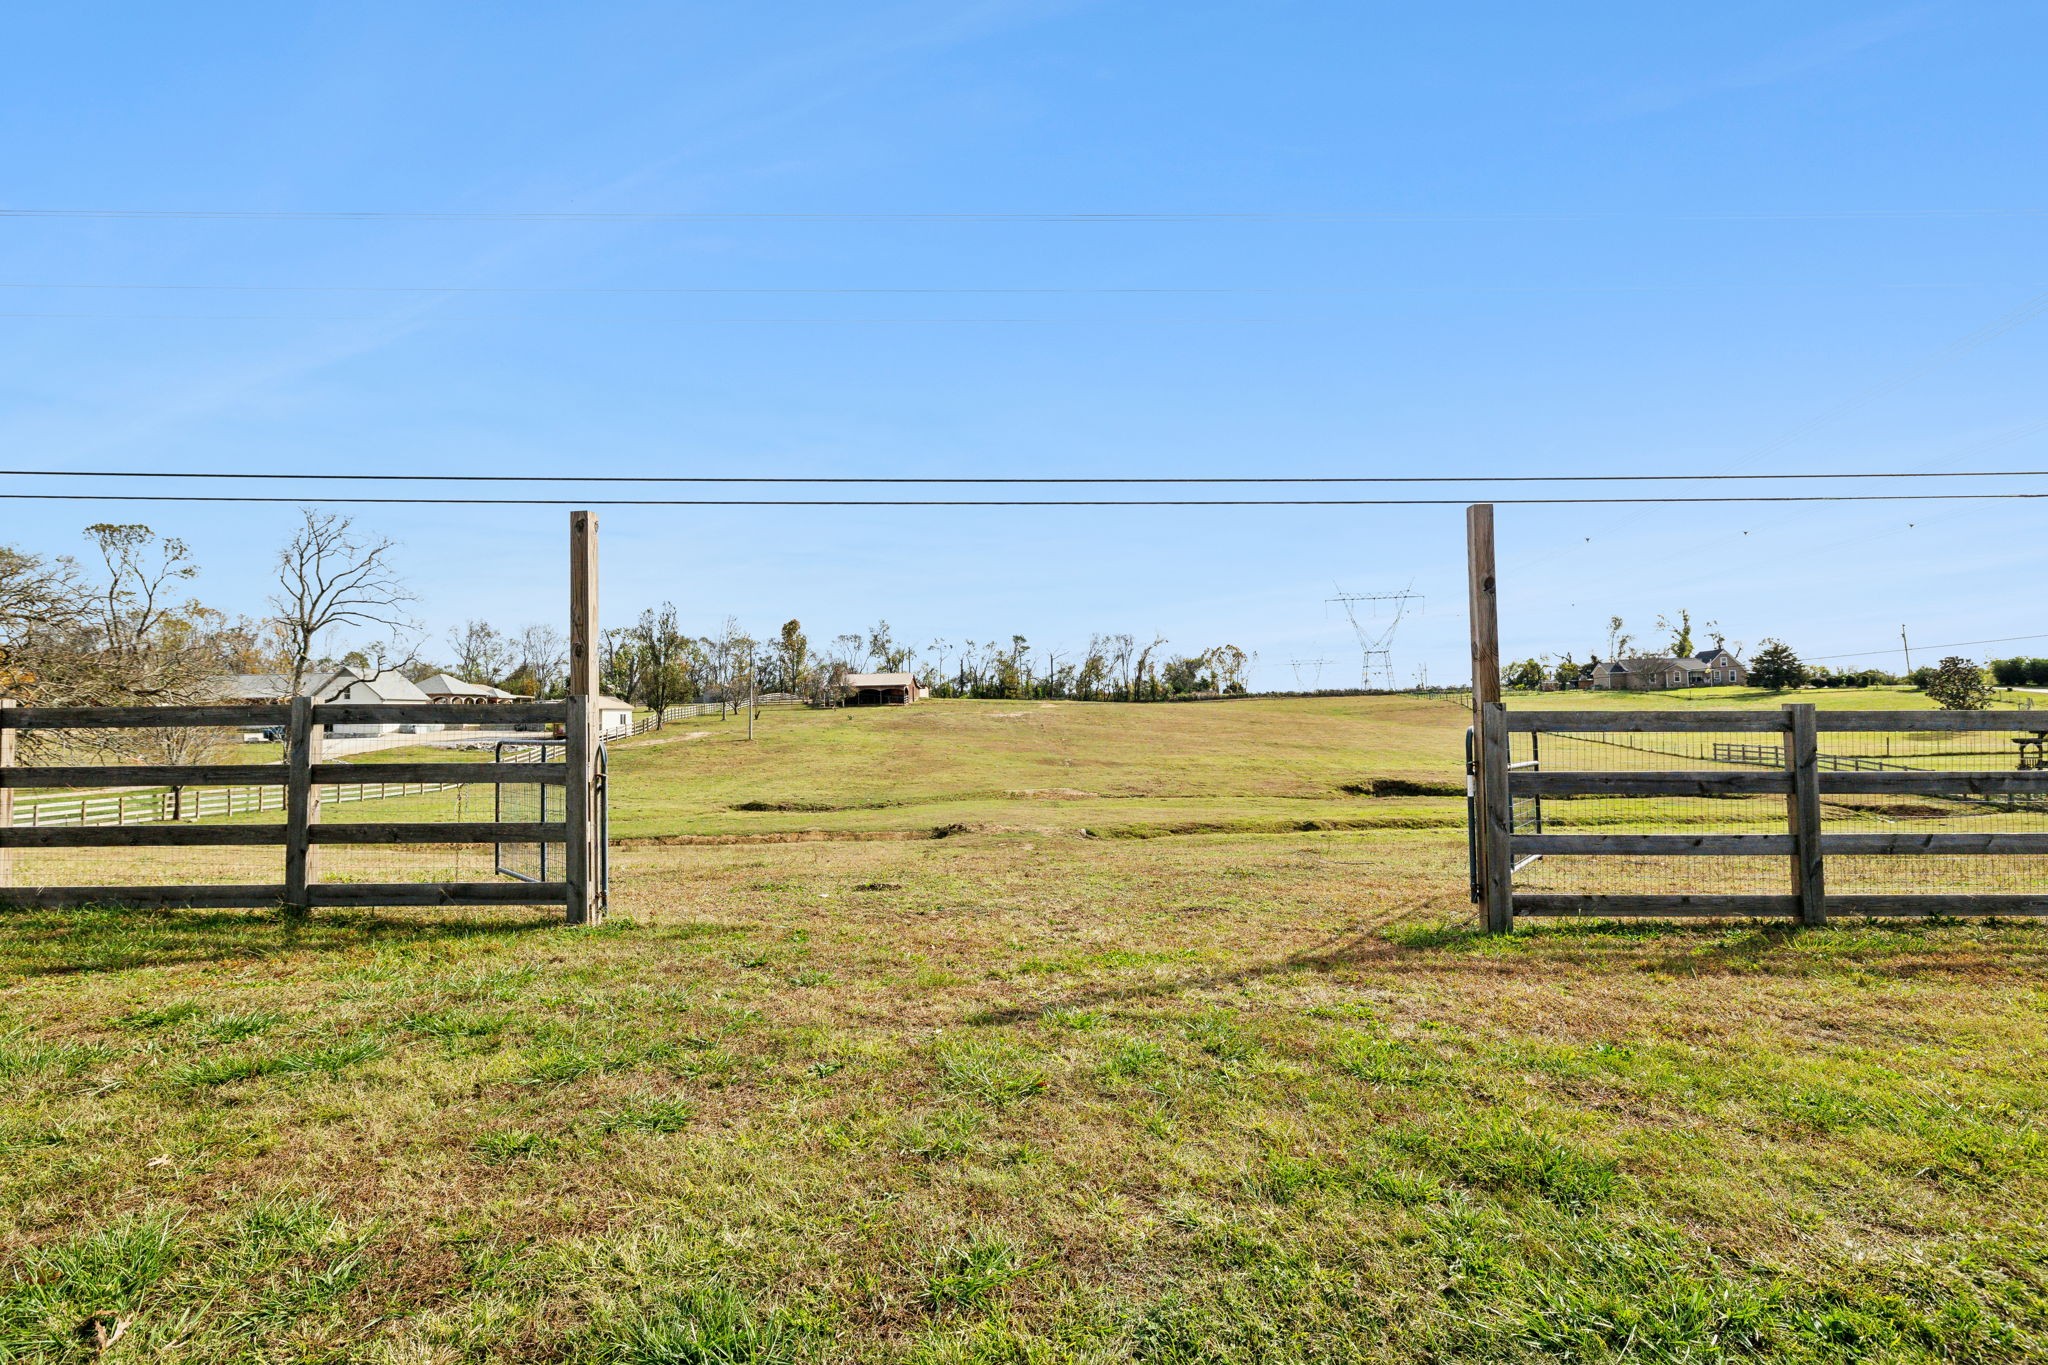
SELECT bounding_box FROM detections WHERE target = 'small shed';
[595,696,635,739]
[842,672,924,706]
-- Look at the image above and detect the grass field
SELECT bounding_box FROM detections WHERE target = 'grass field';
[3,693,2046,1362]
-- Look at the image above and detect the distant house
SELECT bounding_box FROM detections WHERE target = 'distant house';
[841,672,925,706]
[321,669,445,736]
[204,668,446,735]
[418,672,529,704]
[1585,649,1747,691]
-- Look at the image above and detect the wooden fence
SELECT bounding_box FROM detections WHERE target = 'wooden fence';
[0,697,603,922]
[10,776,465,828]
[1469,703,2048,929]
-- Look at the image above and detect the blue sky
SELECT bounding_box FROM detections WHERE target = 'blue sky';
[1,2,2042,685]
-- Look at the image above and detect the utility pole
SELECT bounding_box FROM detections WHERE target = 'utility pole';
[1901,626,1912,676]
[747,649,758,741]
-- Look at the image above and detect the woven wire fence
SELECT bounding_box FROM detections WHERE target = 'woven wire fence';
[1508,722,2048,897]
[5,730,549,891]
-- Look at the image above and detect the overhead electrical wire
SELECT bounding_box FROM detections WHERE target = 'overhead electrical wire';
[1,207,2042,223]
[2,468,2045,485]
[1808,633,2048,662]
[0,493,2043,507]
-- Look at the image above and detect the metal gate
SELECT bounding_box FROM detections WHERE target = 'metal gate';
[494,739,607,899]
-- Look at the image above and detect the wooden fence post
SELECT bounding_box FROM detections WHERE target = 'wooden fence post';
[284,695,318,916]
[1466,505,1511,932]
[1479,700,1514,933]
[0,699,15,887]
[564,700,593,924]
[566,509,603,926]
[1785,703,1827,926]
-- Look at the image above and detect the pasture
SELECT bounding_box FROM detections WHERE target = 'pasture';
[3,692,2045,1362]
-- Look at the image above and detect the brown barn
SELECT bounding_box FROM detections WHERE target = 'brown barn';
[841,672,925,706]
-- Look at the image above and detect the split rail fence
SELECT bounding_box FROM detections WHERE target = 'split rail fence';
[0,697,603,922]
[1469,702,2048,930]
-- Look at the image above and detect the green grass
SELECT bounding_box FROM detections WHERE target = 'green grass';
[1,693,2045,1360]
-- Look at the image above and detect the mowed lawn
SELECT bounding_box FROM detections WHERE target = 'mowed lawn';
[2,695,2046,1362]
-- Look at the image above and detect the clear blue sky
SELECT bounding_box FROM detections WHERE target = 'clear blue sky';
[2,2,2042,685]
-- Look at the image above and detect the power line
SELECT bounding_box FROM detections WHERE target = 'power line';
[1808,633,2048,662]
[3,469,2046,485]
[0,493,2044,507]
[0,281,1998,295]
[0,311,1323,324]
[1,207,2042,223]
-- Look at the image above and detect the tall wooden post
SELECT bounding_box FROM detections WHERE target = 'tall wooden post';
[565,510,603,926]
[1785,703,1827,926]
[284,695,320,916]
[0,699,15,887]
[1478,701,1513,933]
[1466,504,1510,931]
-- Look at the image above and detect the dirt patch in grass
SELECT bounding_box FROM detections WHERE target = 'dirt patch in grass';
[1341,777,1465,797]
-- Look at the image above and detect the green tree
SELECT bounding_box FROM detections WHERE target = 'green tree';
[1923,656,1992,710]
[1748,639,1807,691]
[1503,658,1546,690]
[1656,610,1695,659]
[773,619,811,695]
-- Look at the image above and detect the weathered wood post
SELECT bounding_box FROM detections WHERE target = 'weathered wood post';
[1466,504,1512,932]
[1478,700,1513,932]
[0,698,15,887]
[565,510,603,926]
[1785,703,1827,926]
[284,695,320,916]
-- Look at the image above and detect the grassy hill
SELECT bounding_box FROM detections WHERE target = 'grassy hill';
[2,689,2045,1361]
[605,694,1473,840]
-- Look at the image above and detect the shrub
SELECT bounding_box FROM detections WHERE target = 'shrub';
[1923,657,1992,710]
[1748,639,1808,691]
[1991,657,2029,687]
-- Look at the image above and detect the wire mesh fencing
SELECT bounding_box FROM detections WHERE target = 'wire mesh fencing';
[1470,703,2048,923]
[0,699,594,913]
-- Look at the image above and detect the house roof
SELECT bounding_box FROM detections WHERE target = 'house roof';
[1596,652,1744,675]
[417,672,519,700]
[595,695,633,711]
[206,670,355,701]
[325,668,433,704]
[843,672,918,689]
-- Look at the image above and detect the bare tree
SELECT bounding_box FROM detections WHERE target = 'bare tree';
[0,544,84,698]
[269,510,419,699]
[447,620,511,684]
[514,623,568,697]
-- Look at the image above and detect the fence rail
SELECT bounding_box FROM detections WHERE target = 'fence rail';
[0,698,596,920]
[6,778,463,828]
[627,694,806,734]
[1469,703,2048,928]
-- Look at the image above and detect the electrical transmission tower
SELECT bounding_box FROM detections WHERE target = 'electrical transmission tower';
[1328,586,1423,691]
[1288,657,1336,690]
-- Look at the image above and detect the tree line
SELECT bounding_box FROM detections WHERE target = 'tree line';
[595,609,1254,712]
[0,512,575,762]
